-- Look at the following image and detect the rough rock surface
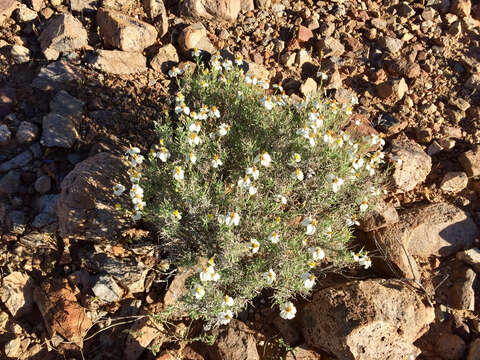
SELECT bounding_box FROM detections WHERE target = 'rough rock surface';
[372,202,478,279]
[0,272,34,318]
[388,137,432,193]
[178,22,215,54]
[360,200,399,232]
[124,317,164,360]
[90,49,147,74]
[209,319,260,360]
[38,14,88,60]
[459,146,480,177]
[57,152,131,241]
[150,44,178,73]
[96,8,157,52]
[181,0,241,22]
[31,61,82,91]
[302,279,434,360]
[143,0,168,36]
[41,113,79,148]
[33,278,92,342]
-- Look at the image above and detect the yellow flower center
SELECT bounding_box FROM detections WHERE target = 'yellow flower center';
[286,306,292,312]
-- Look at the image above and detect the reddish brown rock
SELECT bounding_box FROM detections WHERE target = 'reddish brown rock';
[33,278,92,342]
[57,152,131,242]
[181,0,241,21]
[178,22,215,54]
[285,344,321,360]
[435,334,466,360]
[97,8,157,51]
[360,200,399,232]
[209,320,259,360]
[316,37,345,57]
[124,317,165,360]
[302,279,434,360]
[297,25,313,43]
[0,272,34,318]
[376,78,408,100]
[90,49,147,74]
[38,13,88,60]
[388,137,431,193]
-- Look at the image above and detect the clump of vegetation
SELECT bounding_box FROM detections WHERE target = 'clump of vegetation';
[113,51,385,327]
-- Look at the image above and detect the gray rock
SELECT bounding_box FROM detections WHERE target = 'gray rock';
[90,50,147,75]
[50,90,84,121]
[0,272,35,318]
[450,266,476,311]
[378,36,403,53]
[32,212,56,228]
[35,194,59,214]
[0,150,32,172]
[0,124,11,146]
[69,0,97,12]
[16,121,39,144]
[457,248,480,272]
[32,61,82,91]
[15,4,37,21]
[397,2,416,17]
[19,232,57,249]
[86,252,149,293]
[34,175,51,194]
[41,113,78,148]
[440,171,468,193]
[0,170,21,194]
[10,44,30,64]
[92,274,122,302]
[8,210,26,234]
[38,13,88,60]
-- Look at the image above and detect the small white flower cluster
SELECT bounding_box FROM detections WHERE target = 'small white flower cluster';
[352,251,372,269]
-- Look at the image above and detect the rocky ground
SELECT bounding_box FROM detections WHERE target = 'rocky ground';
[1,0,480,358]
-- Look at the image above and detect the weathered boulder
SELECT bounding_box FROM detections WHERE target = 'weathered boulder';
[388,137,432,193]
[38,14,88,60]
[90,50,147,74]
[32,61,82,91]
[181,0,241,22]
[57,152,131,242]
[150,43,178,73]
[178,22,216,54]
[143,0,168,37]
[440,171,468,193]
[0,0,18,24]
[34,278,92,342]
[372,202,478,279]
[209,319,260,360]
[41,113,79,148]
[96,8,157,51]
[360,200,399,232]
[302,279,434,360]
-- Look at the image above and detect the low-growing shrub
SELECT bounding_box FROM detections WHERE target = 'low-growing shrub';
[114,51,385,326]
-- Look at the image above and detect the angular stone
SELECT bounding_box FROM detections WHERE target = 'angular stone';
[15,4,37,21]
[181,0,241,21]
[70,0,97,12]
[32,61,82,91]
[124,318,164,360]
[10,44,30,64]
[440,171,468,193]
[209,320,259,360]
[0,272,35,318]
[97,8,157,52]
[33,278,92,342]
[90,49,147,74]
[0,0,18,24]
[376,78,408,100]
[285,344,321,360]
[360,200,399,232]
[150,43,178,73]
[373,203,478,279]
[316,36,344,57]
[457,248,480,272]
[102,0,135,10]
[41,113,78,148]
[300,77,317,97]
[57,152,131,241]
[4,337,22,358]
[143,0,168,37]
[16,121,39,144]
[450,266,476,311]
[0,150,32,172]
[378,36,403,53]
[178,22,215,54]
[163,267,194,307]
[50,90,84,121]
[38,14,88,60]
[91,274,122,302]
[302,279,434,360]
[388,137,431,193]
[459,146,480,176]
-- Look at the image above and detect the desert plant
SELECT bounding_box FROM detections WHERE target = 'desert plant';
[113,51,385,326]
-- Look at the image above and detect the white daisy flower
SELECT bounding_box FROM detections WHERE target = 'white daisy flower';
[245,74,258,85]
[188,121,201,133]
[248,183,258,195]
[217,310,233,325]
[129,170,141,183]
[346,215,360,226]
[291,168,304,181]
[280,302,296,320]
[223,295,234,307]
[173,166,184,181]
[134,201,146,211]
[351,157,364,170]
[269,231,280,244]
[126,146,141,156]
[218,123,230,137]
[199,265,215,282]
[246,166,259,180]
[225,212,240,226]
[325,226,333,239]
[317,71,328,80]
[276,194,287,205]
[212,155,223,168]
[210,106,221,118]
[323,131,334,145]
[261,96,274,110]
[168,66,181,77]
[292,153,301,163]
[249,238,260,253]
[156,147,170,162]
[218,215,226,225]
[113,183,126,196]
[132,211,142,221]
[188,133,202,146]
[360,198,368,212]
[235,54,243,66]
[308,132,316,147]
[175,92,184,103]
[186,151,197,164]
[263,269,276,284]
[238,175,251,190]
[192,48,201,57]
[308,247,325,261]
[359,255,372,269]
[254,151,272,167]
[129,154,144,167]
[301,273,316,289]
[191,284,205,299]
[301,217,317,236]
[175,103,190,115]
[173,209,182,220]
[326,173,344,193]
